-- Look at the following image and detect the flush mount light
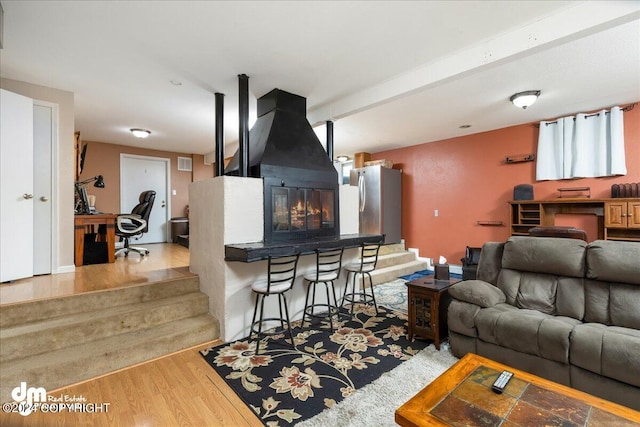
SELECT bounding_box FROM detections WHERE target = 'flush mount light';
[336,155,350,162]
[510,90,541,109]
[130,128,151,138]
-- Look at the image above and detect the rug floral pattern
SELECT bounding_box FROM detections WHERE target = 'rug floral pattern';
[200,305,427,426]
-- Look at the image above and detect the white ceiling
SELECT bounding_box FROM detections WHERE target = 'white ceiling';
[1,1,639,159]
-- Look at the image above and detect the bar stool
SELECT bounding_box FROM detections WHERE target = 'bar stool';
[302,247,344,331]
[250,253,300,355]
[341,243,381,315]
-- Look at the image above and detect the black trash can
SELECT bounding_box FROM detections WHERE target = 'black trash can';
[83,233,109,265]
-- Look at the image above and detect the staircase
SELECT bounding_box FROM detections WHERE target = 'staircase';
[0,274,219,403]
[369,241,429,285]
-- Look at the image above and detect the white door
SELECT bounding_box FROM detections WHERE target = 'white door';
[0,89,34,282]
[33,103,54,275]
[120,155,170,244]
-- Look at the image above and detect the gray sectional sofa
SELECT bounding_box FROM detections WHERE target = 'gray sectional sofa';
[447,236,640,410]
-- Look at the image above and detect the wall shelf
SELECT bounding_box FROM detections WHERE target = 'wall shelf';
[505,154,535,164]
[476,221,504,226]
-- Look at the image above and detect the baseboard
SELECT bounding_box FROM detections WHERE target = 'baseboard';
[55,265,76,274]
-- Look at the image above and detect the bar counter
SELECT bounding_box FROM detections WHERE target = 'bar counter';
[225,233,384,262]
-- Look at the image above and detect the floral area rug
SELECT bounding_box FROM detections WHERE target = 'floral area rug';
[200,305,428,426]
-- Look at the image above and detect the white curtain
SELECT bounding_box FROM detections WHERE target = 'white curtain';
[536,106,626,180]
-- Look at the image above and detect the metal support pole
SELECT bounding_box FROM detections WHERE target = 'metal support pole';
[238,74,249,177]
[326,120,334,161]
[215,92,225,176]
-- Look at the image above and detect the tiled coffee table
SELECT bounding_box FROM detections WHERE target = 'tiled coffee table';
[396,353,640,426]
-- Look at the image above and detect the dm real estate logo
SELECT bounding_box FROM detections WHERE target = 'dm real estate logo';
[11,382,46,416]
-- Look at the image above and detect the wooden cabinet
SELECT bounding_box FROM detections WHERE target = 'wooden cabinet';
[509,198,640,242]
[605,200,640,241]
[405,278,459,350]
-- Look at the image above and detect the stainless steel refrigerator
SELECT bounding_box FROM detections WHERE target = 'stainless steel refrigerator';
[350,165,402,244]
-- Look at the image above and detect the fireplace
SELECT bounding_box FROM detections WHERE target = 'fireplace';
[225,89,340,243]
[265,178,337,242]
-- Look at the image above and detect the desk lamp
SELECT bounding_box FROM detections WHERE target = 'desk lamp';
[75,175,105,214]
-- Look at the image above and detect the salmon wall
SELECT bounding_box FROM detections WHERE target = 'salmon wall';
[372,103,640,264]
[79,141,213,218]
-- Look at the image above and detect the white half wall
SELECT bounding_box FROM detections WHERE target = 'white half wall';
[339,184,359,235]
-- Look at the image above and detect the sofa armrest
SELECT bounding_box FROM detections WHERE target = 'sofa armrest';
[449,280,506,308]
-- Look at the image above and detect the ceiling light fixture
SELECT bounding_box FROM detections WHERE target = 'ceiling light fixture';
[130,128,151,138]
[336,155,350,162]
[510,90,541,109]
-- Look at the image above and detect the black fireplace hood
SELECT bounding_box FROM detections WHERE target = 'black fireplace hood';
[224,89,337,183]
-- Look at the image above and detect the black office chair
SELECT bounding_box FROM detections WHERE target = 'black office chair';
[115,190,155,257]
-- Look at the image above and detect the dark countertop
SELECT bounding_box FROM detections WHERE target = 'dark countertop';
[225,233,385,262]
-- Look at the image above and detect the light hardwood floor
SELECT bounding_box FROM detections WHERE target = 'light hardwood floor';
[0,244,263,426]
[1,243,194,305]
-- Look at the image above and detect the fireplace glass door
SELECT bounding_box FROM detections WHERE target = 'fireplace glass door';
[272,187,334,235]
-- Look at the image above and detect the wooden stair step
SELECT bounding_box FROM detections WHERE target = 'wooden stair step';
[370,260,429,285]
[0,275,200,329]
[0,314,218,403]
[1,292,210,363]
[376,251,418,269]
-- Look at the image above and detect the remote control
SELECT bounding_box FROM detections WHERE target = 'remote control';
[491,370,513,394]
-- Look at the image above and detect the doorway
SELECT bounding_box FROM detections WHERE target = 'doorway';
[33,102,57,275]
[0,90,57,282]
[120,154,170,244]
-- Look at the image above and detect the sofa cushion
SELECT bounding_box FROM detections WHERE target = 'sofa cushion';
[502,236,586,278]
[610,283,640,329]
[587,240,640,285]
[584,279,640,329]
[570,323,640,388]
[499,271,557,313]
[475,305,578,364]
[515,272,557,314]
[448,280,506,308]
[555,277,585,320]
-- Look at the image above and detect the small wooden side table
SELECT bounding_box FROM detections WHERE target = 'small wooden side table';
[406,277,460,349]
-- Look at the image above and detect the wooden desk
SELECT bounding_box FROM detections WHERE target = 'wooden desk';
[74,214,117,266]
[396,353,640,426]
[509,198,640,242]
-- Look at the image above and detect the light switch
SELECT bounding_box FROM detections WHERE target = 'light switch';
[434,209,439,217]
[172,189,177,196]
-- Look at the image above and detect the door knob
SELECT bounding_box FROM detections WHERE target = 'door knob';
[40,196,49,202]
[23,193,33,199]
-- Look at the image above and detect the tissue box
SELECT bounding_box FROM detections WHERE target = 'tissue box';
[434,264,450,280]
